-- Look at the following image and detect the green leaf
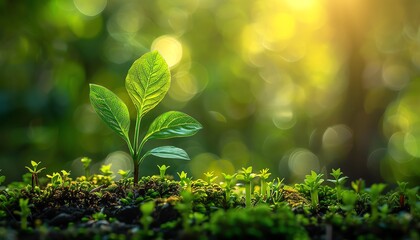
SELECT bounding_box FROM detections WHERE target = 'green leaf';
[143,111,202,144]
[89,84,130,143]
[125,51,170,118]
[147,146,190,160]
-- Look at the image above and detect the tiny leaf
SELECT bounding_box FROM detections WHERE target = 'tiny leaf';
[143,111,202,143]
[89,84,130,143]
[147,146,190,160]
[125,51,170,118]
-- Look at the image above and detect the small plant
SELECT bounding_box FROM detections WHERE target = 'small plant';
[118,169,130,180]
[175,190,194,233]
[60,170,71,186]
[100,164,114,178]
[46,172,62,187]
[157,165,170,179]
[406,186,419,216]
[368,183,386,221]
[204,171,218,185]
[327,168,348,201]
[81,157,92,178]
[89,51,202,185]
[340,190,357,213]
[236,167,256,207]
[268,177,284,204]
[258,168,271,198]
[14,198,31,230]
[177,171,192,191]
[140,201,155,237]
[221,173,237,206]
[397,181,408,208]
[25,161,46,191]
[351,178,365,194]
[92,211,107,221]
[303,171,324,208]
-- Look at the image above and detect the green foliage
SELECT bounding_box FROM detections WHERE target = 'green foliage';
[14,198,31,230]
[236,167,256,183]
[80,157,92,178]
[92,211,107,221]
[46,172,62,187]
[175,190,194,232]
[303,171,324,208]
[118,169,130,180]
[327,168,348,201]
[0,165,419,239]
[267,177,285,205]
[258,168,271,198]
[143,111,202,143]
[25,161,46,175]
[341,190,357,212]
[177,171,192,190]
[125,51,170,118]
[100,164,113,177]
[209,204,309,239]
[89,51,202,185]
[406,187,419,216]
[221,173,237,206]
[351,179,365,194]
[140,201,155,236]
[89,84,132,148]
[368,183,387,221]
[139,146,190,165]
[203,171,218,185]
[25,161,46,191]
[157,165,170,179]
[237,167,256,208]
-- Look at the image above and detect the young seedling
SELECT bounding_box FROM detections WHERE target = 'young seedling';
[397,181,408,209]
[157,165,170,179]
[177,171,192,191]
[258,168,271,198]
[25,161,46,191]
[100,164,114,178]
[61,170,71,186]
[14,198,31,230]
[236,167,256,207]
[46,172,62,187]
[368,183,386,221]
[89,51,202,185]
[81,157,92,178]
[351,178,365,194]
[204,171,218,185]
[327,168,348,201]
[118,169,130,180]
[221,173,237,206]
[268,177,284,204]
[303,171,324,208]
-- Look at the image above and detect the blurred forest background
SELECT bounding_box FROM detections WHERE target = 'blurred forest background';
[1,0,420,185]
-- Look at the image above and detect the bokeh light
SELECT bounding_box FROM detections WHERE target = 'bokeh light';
[73,0,107,17]
[151,35,183,68]
[1,0,420,185]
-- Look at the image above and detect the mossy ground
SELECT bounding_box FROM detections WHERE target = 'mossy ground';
[0,172,419,240]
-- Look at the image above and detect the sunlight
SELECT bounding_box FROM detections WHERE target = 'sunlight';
[151,35,183,68]
[286,0,317,10]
